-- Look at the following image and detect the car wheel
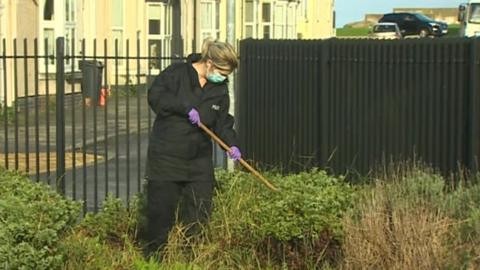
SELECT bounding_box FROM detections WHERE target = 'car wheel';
[419,28,429,38]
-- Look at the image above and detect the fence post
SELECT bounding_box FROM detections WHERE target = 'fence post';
[318,39,330,168]
[465,38,479,175]
[56,37,66,194]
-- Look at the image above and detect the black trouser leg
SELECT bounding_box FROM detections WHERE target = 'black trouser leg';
[144,180,182,256]
[179,181,214,236]
[143,180,214,256]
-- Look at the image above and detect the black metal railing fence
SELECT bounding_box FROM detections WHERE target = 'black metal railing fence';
[0,37,226,213]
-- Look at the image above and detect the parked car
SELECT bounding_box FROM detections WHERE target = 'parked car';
[369,22,402,39]
[378,13,448,38]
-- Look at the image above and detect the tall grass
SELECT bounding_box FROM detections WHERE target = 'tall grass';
[158,169,351,269]
[342,178,454,269]
[56,166,480,269]
[341,163,480,269]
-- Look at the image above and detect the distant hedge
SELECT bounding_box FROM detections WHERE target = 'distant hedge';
[0,169,81,270]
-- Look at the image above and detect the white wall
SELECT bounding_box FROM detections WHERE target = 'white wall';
[0,0,5,105]
[0,1,4,39]
[0,0,14,106]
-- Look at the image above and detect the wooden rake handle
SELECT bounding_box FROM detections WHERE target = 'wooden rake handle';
[198,122,279,192]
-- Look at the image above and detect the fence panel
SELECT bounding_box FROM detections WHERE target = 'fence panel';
[239,41,320,172]
[238,38,480,176]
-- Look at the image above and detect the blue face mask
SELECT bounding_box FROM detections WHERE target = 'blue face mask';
[207,70,227,84]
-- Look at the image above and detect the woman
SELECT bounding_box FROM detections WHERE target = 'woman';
[143,39,241,256]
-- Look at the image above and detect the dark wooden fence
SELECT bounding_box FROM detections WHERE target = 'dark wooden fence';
[237,38,480,176]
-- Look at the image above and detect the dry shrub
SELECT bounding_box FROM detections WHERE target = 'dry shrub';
[256,232,342,270]
[342,184,455,270]
[160,223,250,269]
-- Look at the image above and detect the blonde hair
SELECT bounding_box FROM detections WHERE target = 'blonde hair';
[200,38,238,72]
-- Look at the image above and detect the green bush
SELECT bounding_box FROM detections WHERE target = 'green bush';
[212,169,353,269]
[59,195,144,270]
[444,182,480,259]
[242,169,352,241]
[78,195,138,241]
[0,169,81,270]
[385,170,446,208]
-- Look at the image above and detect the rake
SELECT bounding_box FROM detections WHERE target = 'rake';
[198,122,279,192]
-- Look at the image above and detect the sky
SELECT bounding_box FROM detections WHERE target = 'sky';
[335,0,465,27]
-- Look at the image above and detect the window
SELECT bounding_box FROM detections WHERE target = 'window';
[147,3,172,71]
[415,13,434,21]
[262,3,271,39]
[287,3,296,39]
[273,2,296,39]
[200,0,220,41]
[373,24,397,33]
[381,14,396,23]
[404,15,415,22]
[261,1,297,40]
[43,0,54,20]
[244,0,258,38]
[65,0,76,64]
[65,0,75,22]
[273,3,286,39]
[39,0,77,69]
[112,30,123,54]
[111,0,124,58]
[298,0,307,19]
[470,4,480,23]
[149,5,162,35]
[44,29,55,56]
[42,0,55,65]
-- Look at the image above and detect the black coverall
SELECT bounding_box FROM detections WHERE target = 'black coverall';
[144,53,238,253]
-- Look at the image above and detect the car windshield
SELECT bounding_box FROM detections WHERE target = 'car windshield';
[373,25,397,33]
[470,4,480,23]
[414,13,434,22]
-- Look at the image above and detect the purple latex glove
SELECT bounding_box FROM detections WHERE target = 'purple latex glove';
[227,146,241,161]
[188,108,200,126]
